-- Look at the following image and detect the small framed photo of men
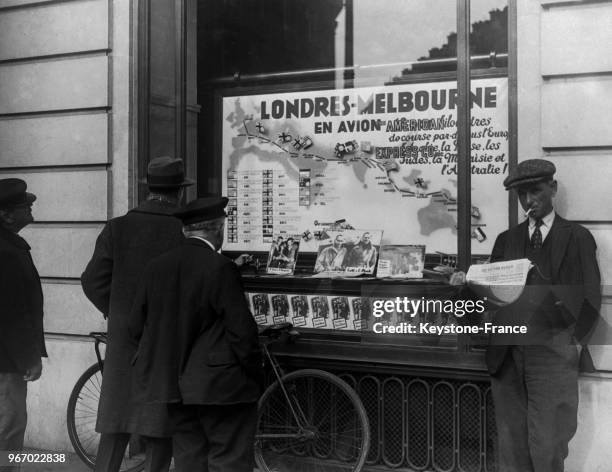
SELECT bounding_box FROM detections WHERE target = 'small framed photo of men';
[309,296,330,329]
[251,293,271,325]
[271,294,290,325]
[290,295,309,327]
[351,297,367,330]
[331,296,350,330]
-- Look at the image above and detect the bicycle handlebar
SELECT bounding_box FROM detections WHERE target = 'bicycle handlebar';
[88,332,107,343]
[259,323,300,348]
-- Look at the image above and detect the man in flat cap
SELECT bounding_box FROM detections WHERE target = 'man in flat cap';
[81,156,194,472]
[454,159,601,472]
[128,197,262,472]
[0,179,46,465]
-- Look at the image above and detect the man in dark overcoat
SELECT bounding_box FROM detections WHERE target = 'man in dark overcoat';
[81,156,194,472]
[454,159,601,472]
[128,197,262,472]
[0,179,46,468]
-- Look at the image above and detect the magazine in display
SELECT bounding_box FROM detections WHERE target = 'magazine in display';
[376,244,426,279]
[266,234,301,275]
[313,229,383,276]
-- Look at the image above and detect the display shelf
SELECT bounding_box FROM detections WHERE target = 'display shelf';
[236,270,487,372]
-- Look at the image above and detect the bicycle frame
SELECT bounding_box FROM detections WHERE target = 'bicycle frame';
[89,332,107,373]
[258,340,314,440]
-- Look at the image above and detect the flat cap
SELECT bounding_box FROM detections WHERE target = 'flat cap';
[0,178,37,208]
[503,159,556,189]
[175,197,228,225]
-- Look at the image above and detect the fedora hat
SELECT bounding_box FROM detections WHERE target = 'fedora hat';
[141,156,195,188]
[0,178,37,208]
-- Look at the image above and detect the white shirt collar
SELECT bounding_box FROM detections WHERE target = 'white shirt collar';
[188,235,217,252]
[528,209,555,242]
[529,209,555,229]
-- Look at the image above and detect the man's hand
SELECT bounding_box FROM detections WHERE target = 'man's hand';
[234,254,254,267]
[23,358,42,382]
[449,271,467,286]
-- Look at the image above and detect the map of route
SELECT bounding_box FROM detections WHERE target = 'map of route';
[221,79,508,253]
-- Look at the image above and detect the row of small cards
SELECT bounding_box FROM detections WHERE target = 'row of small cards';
[246,292,366,331]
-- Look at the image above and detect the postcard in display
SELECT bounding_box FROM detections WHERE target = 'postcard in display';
[271,294,290,324]
[350,297,367,330]
[309,295,331,329]
[250,293,272,325]
[290,295,310,328]
[331,296,351,329]
[313,230,383,276]
[376,245,426,278]
[266,234,301,275]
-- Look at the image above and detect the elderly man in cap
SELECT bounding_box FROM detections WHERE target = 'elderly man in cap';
[454,159,601,472]
[81,156,194,472]
[128,197,262,472]
[0,179,46,463]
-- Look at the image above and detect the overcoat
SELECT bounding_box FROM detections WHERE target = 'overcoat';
[487,214,601,374]
[81,200,184,436]
[128,238,262,406]
[0,226,47,373]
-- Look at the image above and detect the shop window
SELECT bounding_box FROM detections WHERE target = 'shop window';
[197,0,508,257]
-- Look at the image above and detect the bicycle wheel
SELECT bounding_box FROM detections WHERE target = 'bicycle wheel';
[255,369,370,472]
[67,363,146,472]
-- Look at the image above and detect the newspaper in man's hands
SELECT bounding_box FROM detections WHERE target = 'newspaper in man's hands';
[466,259,533,306]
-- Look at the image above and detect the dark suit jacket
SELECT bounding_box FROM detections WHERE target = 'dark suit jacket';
[129,238,262,406]
[0,226,47,373]
[81,200,184,435]
[486,214,601,374]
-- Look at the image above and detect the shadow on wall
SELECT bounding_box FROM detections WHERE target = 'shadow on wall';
[567,377,612,472]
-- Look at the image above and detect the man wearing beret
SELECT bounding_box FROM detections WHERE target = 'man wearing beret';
[81,156,194,472]
[0,179,46,464]
[455,159,601,471]
[128,197,262,472]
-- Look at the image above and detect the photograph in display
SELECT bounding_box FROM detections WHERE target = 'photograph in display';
[266,234,301,275]
[271,294,290,324]
[331,296,351,329]
[250,293,271,325]
[350,297,367,330]
[313,230,383,275]
[309,295,330,328]
[376,244,426,278]
[290,295,310,328]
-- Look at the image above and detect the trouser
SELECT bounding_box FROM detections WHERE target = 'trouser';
[0,373,27,472]
[168,402,257,472]
[490,344,579,472]
[95,433,172,472]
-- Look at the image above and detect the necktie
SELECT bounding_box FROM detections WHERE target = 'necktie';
[531,219,543,249]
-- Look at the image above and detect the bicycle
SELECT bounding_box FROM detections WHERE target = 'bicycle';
[68,326,370,472]
[66,332,146,471]
[255,322,370,472]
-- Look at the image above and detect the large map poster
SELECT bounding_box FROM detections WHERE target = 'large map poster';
[221,78,508,254]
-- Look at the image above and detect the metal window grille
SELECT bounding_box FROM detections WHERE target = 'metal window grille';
[336,372,497,472]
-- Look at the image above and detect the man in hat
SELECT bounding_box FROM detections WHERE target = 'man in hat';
[128,197,262,472]
[0,179,46,463]
[81,156,194,472]
[453,159,601,472]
